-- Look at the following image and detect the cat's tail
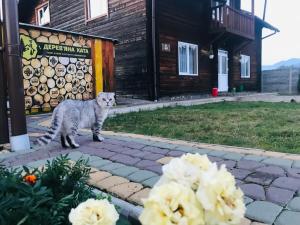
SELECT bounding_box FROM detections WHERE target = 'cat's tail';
[36,106,64,146]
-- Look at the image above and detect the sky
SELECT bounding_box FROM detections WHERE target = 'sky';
[242,0,300,66]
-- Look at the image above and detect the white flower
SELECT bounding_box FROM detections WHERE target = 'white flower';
[69,199,119,225]
[139,182,205,225]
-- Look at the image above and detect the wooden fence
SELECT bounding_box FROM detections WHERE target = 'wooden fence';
[262,68,300,94]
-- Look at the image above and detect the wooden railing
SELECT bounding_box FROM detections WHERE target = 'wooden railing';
[211,5,255,39]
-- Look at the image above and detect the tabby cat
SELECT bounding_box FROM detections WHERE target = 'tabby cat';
[37,92,115,148]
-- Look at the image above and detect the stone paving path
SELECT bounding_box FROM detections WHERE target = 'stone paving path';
[1,115,300,225]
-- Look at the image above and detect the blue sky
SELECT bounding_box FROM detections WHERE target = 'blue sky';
[243,0,300,65]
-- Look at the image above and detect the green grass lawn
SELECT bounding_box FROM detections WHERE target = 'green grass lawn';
[104,102,300,154]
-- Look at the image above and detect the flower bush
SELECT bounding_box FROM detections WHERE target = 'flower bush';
[140,154,245,225]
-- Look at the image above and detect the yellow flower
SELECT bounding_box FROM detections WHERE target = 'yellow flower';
[69,199,119,225]
[139,182,205,225]
[196,165,245,225]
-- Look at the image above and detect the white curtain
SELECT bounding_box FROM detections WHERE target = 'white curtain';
[179,45,187,73]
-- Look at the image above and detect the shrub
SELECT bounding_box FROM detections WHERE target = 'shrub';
[0,155,93,225]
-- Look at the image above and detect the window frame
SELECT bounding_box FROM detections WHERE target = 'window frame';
[178,41,199,76]
[240,54,251,78]
[85,0,109,22]
[36,2,50,26]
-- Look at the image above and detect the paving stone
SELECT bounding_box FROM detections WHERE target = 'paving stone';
[110,182,143,199]
[145,165,162,175]
[110,154,141,166]
[240,184,266,200]
[127,170,158,183]
[120,141,146,150]
[142,146,170,155]
[136,160,160,168]
[287,168,300,179]
[128,188,151,205]
[246,201,283,224]
[89,167,99,173]
[156,157,174,165]
[68,151,86,161]
[167,150,184,157]
[266,187,295,206]
[206,150,227,157]
[223,152,244,161]
[292,160,300,169]
[230,169,252,180]
[141,152,165,161]
[174,145,200,153]
[217,160,237,170]
[88,155,103,163]
[240,218,251,225]
[142,176,160,187]
[245,172,276,186]
[101,163,126,173]
[274,210,300,225]
[111,166,140,177]
[244,196,254,205]
[95,176,129,191]
[207,156,223,162]
[151,142,177,150]
[250,223,269,225]
[272,177,300,191]
[88,171,112,186]
[287,197,300,211]
[122,149,143,157]
[262,158,293,169]
[88,159,111,169]
[243,155,268,162]
[237,160,264,170]
[92,149,116,159]
[255,166,286,177]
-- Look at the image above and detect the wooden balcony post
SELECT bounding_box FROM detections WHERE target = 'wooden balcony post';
[252,0,255,15]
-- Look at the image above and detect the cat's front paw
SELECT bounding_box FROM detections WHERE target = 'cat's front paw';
[93,134,104,142]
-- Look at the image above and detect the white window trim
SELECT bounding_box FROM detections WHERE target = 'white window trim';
[86,0,108,21]
[37,2,50,26]
[240,54,251,78]
[178,41,199,76]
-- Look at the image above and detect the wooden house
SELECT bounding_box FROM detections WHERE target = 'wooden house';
[19,0,278,100]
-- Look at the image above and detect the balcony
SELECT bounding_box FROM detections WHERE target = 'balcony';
[211,5,255,40]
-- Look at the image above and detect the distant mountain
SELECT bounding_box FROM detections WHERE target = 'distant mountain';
[263,58,300,71]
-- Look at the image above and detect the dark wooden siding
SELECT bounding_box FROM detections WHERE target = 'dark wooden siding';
[46,0,149,98]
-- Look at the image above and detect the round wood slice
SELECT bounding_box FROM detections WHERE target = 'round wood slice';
[39,75,47,84]
[29,29,41,38]
[65,74,73,83]
[36,36,49,43]
[49,56,59,67]
[22,59,30,66]
[72,78,80,87]
[84,73,92,82]
[86,82,93,93]
[67,64,77,75]
[65,39,73,46]
[85,59,91,66]
[65,83,72,92]
[26,86,37,96]
[76,61,83,70]
[76,70,84,79]
[34,68,43,77]
[57,95,65,103]
[79,36,86,45]
[83,92,90,100]
[38,84,49,95]
[82,65,88,73]
[49,35,60,44]
[50,99,59,107]
[50,88,59,98]
[41,31,52,37]
[59,88,67,95]
[56,77,66,88]
[34,94,43,105]
[78,58,84,62]
[59,57,70,65]
[73,42,81,47]
[89,66,93,75]
[86,40,92,48]
[44,66,55,78]
[54,76,58,80]
[31,59,41,69]
[55,64,67,77]
[42,103,51,110]
[76,93,83,100]
[30,77,40,87]
[47,79,55,89]
[78,86,85,94]
[65,93,75,99]
[41,57,49,67]
[23,65,34,79]
[80,79,87,87]
[70,58,77,63]
[23,79,30,89]
[44,93,51,103]
[71,87,78,94]
[20,28,29,35]
[24,96,33,109]
[58,34,67,43]
[72,36,79,42]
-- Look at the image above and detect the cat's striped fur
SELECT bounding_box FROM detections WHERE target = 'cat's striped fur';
[37,92,115,148]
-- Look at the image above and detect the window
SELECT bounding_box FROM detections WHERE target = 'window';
[37,3,50,26]
[178,42,198,76]
[87,0,108,20]
[240,55,250,78]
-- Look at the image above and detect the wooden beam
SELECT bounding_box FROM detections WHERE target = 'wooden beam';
[252,0,255,15]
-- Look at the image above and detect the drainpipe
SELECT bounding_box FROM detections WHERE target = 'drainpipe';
[2,0,30,151]
[152,0,158,101]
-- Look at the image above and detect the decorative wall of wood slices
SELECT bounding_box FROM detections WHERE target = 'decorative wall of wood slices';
[20,28,95,113]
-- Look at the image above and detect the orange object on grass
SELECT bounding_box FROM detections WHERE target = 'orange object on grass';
[24,174,37,185]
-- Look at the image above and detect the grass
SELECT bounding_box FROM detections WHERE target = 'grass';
[104,102,300,154]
